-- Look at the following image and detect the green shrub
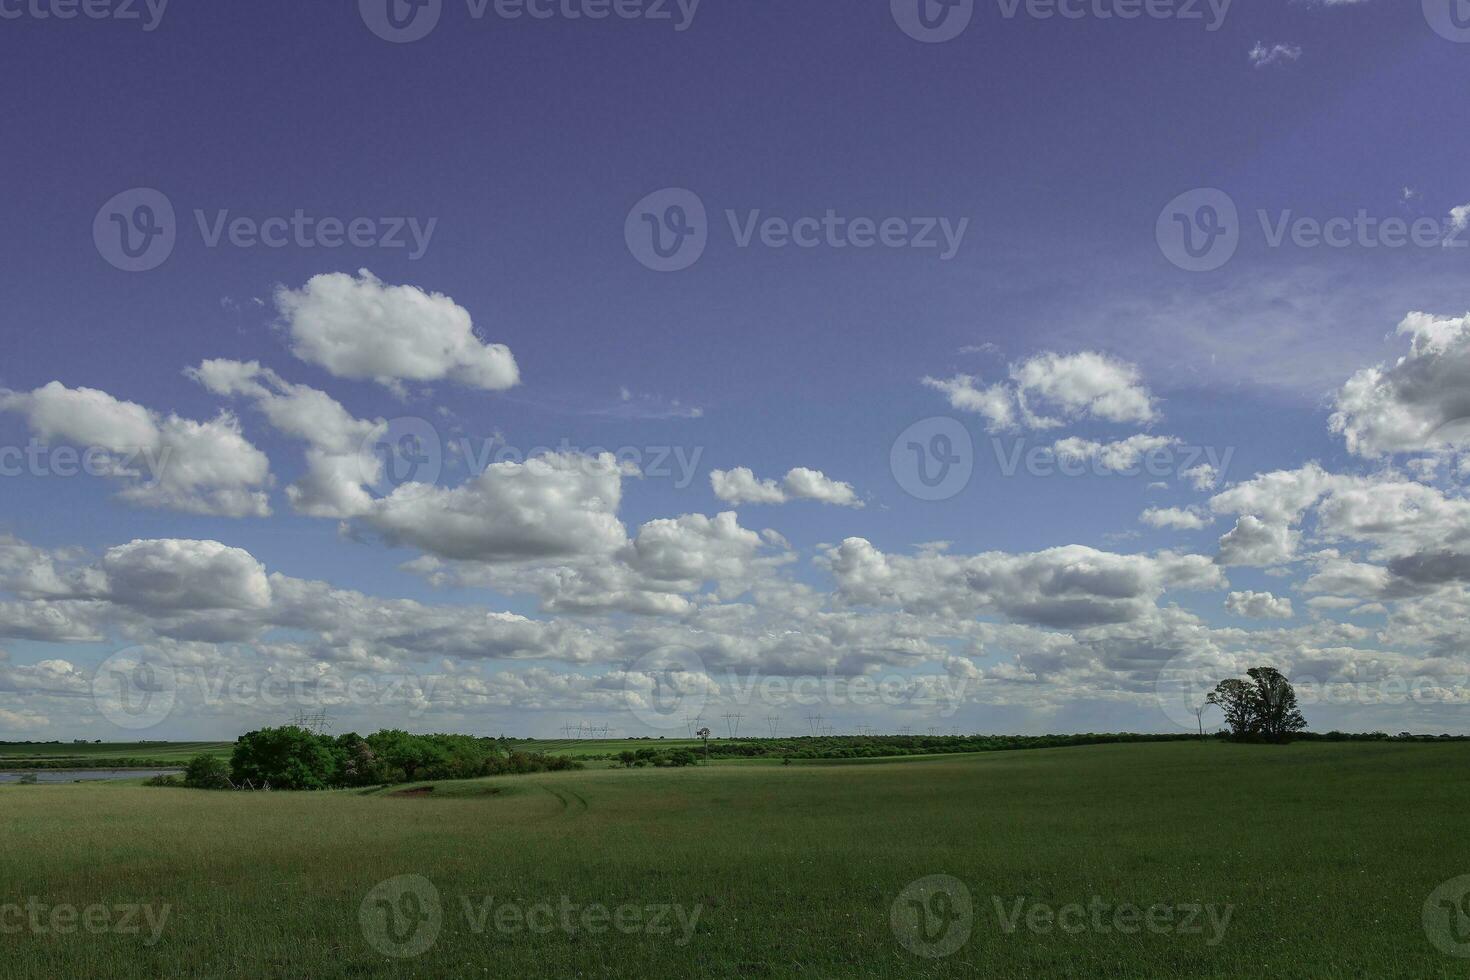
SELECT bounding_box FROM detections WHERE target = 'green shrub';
[231,726,340,790]
[183,753,233,790]
[222,727,579,791]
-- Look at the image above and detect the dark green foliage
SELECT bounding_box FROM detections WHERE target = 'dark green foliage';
[617,747,699,768]
[225,726,579,791]
[183,753,233,790]
[231,726,341,790]
[1208,666,1308,743]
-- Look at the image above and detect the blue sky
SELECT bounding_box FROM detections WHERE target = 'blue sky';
[3,0,1470,740]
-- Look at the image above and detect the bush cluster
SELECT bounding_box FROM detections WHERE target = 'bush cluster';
[176,727,581,791]
[614,747,700,768]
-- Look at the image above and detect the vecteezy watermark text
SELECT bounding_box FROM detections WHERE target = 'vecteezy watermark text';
[891,0,1233,44]
[93,188,438,272]
[0,899,170,945]
[889,415,1233,503]
[359,875,702,958]
[0,0,168,30]
[625,188,969,272]
[364,423,707,494]
[91,647,446,731]
[889,876,1233,959]
[1158,187,1470,272]
[359,0,701,44]
[0,439,171,481]
[624,649,970,732]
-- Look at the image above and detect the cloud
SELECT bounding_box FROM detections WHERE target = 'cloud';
[1181,463,1220,491]
[1217,516,1299,567]
[1448,204,1470,236]
[0,707,49,732]
[1210,464,1340,526]
[921,376,1017,430]
[189,360,386,518]
[924,351,1156,432]
[275,270,519,393]
[1053,435,1179,473]
[821,538,1224,630]
[1226,591,1295,620]
[1141,507,1210,531]
[0,382,271,518]
[100,539,273,612]
[710,467,862,507]
[1330,312,1470,456]
[1250,42,1302,68]
[365,452,633,563]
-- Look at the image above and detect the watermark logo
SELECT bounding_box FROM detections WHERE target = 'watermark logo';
[1155,654,1222,732]
[892,0,975,44]
[93,188,176,273]
[891,875,974,958]
[361,875,444,958]
[1157,188,1238,272]
[91,647,177,731]
[360,0,443,42]
[721,669,969,717]
[626,188,708,272]
[1426,876,1470,957]
[93,189,438,271]
[361,417,444,502]
[183,664,443,719]
[1424,0,1470,43]
[1160,187,1470,271]
[625,649,709,731]
[891,417,974,501]
[627,189,969,271]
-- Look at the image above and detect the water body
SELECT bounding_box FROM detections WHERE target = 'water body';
[0,769,182,784]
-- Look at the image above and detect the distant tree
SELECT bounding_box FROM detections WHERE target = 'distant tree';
[617,750,638,769]
[230,726,338,790]
[1247,667,1307,743]
[1206,678,1256,739]
[1207,668,1307,743]
[334,733,387,786]
[183,753,232,790]
[667,748,698,767]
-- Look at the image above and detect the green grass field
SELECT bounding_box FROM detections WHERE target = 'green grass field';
[0,741,233,766]
[3,742,1468,978]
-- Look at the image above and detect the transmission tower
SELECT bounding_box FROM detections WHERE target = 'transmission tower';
[722,712,744,739]
[290,709,329,734]
[766,714,782,738]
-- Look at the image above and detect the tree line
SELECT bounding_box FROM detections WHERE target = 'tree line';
[168,726,580,791]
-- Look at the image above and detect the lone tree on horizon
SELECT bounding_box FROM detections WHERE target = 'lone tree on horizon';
[1207,666,1307,743]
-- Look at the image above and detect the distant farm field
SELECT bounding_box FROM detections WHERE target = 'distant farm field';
[3,742,1468,978]
[0,741,233,768]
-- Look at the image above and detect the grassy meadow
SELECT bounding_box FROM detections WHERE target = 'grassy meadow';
[0,741,233,768]
[2,741,1468,978]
